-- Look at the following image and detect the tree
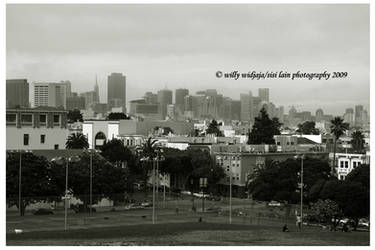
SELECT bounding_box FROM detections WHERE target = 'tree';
[296,121,320,135]
[107,112,130,120]
[206,120,223,136]
[67,109,83,123]
[310,199,343,229]
[100,139,134,168]
[350,131,365,153]
[6,152,63,216]
[345,164,369,190]
[248,158,330,203]
[137,137,159,193]
[66,133,89,149]
[330,117,349,175]
[248,107,282,144]
[51,152,129,208]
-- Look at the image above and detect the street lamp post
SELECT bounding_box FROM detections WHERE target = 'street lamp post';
[18,152,22,216]
[300,155,304,230]
[295,154,305,230]
[152,159,156,224]
[90,150,93,215]
[229,153,233,225]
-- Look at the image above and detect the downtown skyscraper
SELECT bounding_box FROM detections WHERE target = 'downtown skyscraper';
[107,73,126,112]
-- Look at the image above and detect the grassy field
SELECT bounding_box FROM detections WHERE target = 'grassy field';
[6,195,369,246]
[7,222,369,246]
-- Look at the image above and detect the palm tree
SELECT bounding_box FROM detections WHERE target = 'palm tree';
[65,133,89,149]
[138,137,159,194]
[350,130,365,153]
[330,117,349,176]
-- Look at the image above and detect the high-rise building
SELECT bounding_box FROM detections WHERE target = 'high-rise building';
[315,109,324,122]
[144,92,158,104]
[258,88,269,103]
[157,89,173,119]
[175,88,189,113]
[355,105,364,127]
[67,92,86,110]
[343,108,354,127]
[94,76,100,103]
[240,92,253,122]
[107,73,126,112]
[231,100,241,121]
[31,82,67,109]
[6,79,29,108]
[61,80,72,98]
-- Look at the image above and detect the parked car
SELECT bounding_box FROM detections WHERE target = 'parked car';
[141,201,152,207]
[124,204,144,210]
[32,208,54,215]
[268,201,281,207]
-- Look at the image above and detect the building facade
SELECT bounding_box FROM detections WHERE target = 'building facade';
[107,73,126,111]
[6,108,69,150]
[6,79,29,108]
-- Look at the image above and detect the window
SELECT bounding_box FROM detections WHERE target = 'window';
[353,162,357,168]
[232,177,235,180]
[54,144,59,149]
[53,115,60,124]
[345,161,349,168]
[340,175,344,180]
[237,164,239,167]
[277,142,281,145]
[21,114,32,125]
[237,177,239,180]
[286,142,290,145]
[6,114,16,124]
[39,114,47,125]
[23,134,29,146]
[40,134,46,144]
[291,142,295,145]
[340,161,344,168]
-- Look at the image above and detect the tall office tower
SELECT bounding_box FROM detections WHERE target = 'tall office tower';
[175,88,189,113]
[31,82,67,109]
[6,79,29,108]
[107,73,126,112]
[222,97,232,121]
[343,108,354,127]
[288,106,297,120]
[157,89,173,119]
[277,106,285,123]
[61,80,72,97]
[144,92,158,104]
[240,91,254,122]
[258,88,270,103]
[67,92,86,110]
[94,76,100,103]
[231,100,241,121]
[355,105,364,127]
[300,111,312,121]
[315,108,324,122]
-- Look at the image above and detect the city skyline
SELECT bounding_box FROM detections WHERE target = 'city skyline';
[6,4,369,115]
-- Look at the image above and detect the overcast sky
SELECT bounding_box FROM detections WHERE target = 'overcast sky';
[6,4,369,115]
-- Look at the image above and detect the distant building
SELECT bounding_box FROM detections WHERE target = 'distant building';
[107,73,126,111]
[175,88,189,113]
[230,100,241,121]
[258,88,269,103]
[157,89,173,119]
[119,119,194,136]
[6,107,68,150]
[66,92,85,110]
[6,79,29,108]
[355,105,364,127]
[144,92,158,104]
[240,92,253,122]
[343,108,354,127]
[129,99,162,120]
[315,109,324,122]
[82,120,121,149]
[31,82,68,109]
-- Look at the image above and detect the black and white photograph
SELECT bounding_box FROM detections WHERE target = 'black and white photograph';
[3,1,372,246]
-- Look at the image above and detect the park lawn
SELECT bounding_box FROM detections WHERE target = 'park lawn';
[7,222,369,246]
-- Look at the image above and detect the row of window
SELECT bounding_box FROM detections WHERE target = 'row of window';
[339,160,362,169]
[276,141,295,145]
[23,133,59,149]
[6,113,61,126]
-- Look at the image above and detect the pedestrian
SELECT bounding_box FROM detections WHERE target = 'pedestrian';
[296,215,301,229]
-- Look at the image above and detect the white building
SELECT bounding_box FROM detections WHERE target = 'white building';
[6,108,69,150]
[30,82,68,109]
[334,152,370,180]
